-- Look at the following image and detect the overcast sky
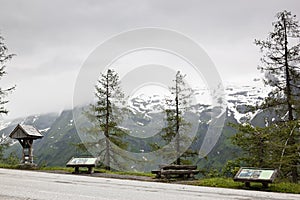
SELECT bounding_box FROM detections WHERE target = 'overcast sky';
[0,0,300,119]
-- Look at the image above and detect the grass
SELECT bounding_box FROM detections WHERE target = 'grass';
[269,182,300,194]
[95,168,155,178]
[39,166,74,173]
[0,163,19,169]
[37,166,155,177]
[0,163,74,172]
[188,177,243,188]
[188,177,300,194]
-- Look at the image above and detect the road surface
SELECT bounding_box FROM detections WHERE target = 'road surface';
[0,168,299,200]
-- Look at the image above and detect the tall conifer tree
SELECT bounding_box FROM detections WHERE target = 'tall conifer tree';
[86,69,126,170]
[232,11,300,182]
[162,71,194,165]
[0,34,15,114]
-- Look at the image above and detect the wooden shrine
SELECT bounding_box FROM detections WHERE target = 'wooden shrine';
[9,124,43,165]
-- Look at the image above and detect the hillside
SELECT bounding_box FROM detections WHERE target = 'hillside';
[0,84,268,170]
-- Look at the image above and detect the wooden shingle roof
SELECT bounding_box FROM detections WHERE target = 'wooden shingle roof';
[9,124,43,139]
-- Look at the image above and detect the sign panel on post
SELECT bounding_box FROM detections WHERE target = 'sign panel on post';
[234,167,277,187]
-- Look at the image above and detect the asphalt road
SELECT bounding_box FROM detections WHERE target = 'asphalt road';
[0,168,299,200]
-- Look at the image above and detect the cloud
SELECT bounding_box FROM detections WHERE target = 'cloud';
[0,0,300,118]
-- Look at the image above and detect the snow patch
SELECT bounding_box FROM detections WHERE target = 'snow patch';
[32,115,39,123]
[39,127,50,132]
[225,82,270,123]
[0,121,11,130]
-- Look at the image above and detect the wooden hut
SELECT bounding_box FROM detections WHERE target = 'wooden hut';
[9,124,43,164]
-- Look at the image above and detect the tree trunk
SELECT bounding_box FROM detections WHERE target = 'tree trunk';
[105,73,111,171]
[105,137,110,170]
[175,74,180,165]
[258,136,264,167]
[283,17,298,183]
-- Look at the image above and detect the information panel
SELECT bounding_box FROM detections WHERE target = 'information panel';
[234,168,277,183]
[66,157,98,166]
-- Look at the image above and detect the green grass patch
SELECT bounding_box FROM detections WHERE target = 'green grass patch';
[0,163,74,172]
[0,163,19,169]
[269,182,300,194]
[95,168,155,178]
[39,166,74,173]
[190,177,243,188]
[188,177,300,194]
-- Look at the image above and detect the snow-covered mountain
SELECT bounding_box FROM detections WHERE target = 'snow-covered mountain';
[0,113,59,145]
[127,82,269,123]
[225,83,269,123]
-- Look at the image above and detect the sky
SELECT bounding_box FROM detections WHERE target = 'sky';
[0,0,300,119]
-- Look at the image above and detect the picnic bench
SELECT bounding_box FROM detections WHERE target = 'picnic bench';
[233,167,278,187]
[152,165,199,179]
[66,157,98,174]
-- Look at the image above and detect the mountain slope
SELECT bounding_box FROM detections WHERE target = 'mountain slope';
[0,84,268,170]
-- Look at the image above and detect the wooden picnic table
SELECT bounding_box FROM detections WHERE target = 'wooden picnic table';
[152,165,199,179]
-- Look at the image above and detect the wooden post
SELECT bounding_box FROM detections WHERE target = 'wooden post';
[87,167,94,174]
[262,182,269,188]
[22,148,25,163]
[28,139,33,163]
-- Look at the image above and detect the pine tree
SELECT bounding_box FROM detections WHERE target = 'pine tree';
[270,121,300,179]
[231,123,272,168]
[86,69,127,170]
[0,137,9,162]
[254,10,300,182]
[231,11,300,182]
[162,71,195,165]
[0,34,15,161]
[0,34,15,114]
